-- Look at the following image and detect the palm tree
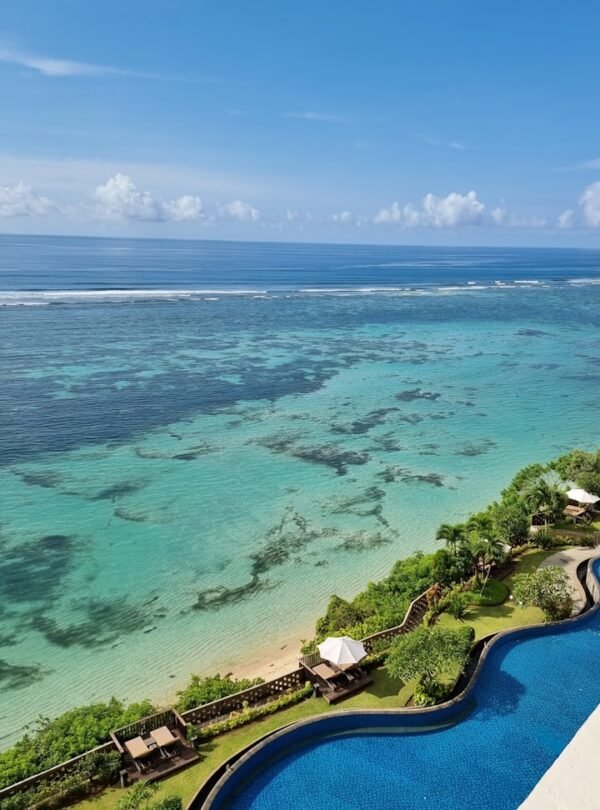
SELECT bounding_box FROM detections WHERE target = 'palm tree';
[524,480,567,526]
[435,523,466,556]
[465,512,495,539]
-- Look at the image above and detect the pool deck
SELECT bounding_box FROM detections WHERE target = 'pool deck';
[519,702,600,809]
[538,546,592,614]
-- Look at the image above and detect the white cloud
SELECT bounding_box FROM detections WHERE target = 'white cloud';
[93,174,205,222]
[94,174,163,221]
[374,201,410,225]
[163,194,204,221]
[284,111,346,123]
[422,190,484,227]
[219,199,260,222]
[557,209,574,229]
[374,191,484,228]
[0,181,56,217]
[0,44,161,79]
[579,182,600,227]
[491,207,506,225]
[331,210,353,224]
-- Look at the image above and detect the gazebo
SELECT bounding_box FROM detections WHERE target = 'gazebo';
[564,488,599,523]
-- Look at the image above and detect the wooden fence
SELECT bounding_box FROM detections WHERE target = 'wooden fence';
[300,590,430,670]
[111,708,188,751]
[180,669,306,726]
[0,741,116,801]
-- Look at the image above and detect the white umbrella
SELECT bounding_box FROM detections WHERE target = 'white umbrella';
[318,636,367,666]
[567,488,599,505]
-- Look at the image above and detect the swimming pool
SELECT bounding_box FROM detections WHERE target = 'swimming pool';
[201,557,600,810]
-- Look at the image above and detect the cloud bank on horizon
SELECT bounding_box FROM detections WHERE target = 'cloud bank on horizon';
[2,173,600,236]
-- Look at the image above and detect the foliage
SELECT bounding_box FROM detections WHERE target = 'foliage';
[313,551,441,641]
[512,566,574,621]
[431,547,471,585]
[523,480,567,525]
[315,595,365,637]
[435,523,467,555]
[175,673,264,712]
[0,698,155,790]
[115,781,159,810]
[489,496,530,545]
[152,798,183,810]
[0,772,91,810]
[445,591,469,620]
[464,578,509,606]
[531,528,555,549]
[386,625,474,706]
[190,683,313,741]
[552,449,600,496]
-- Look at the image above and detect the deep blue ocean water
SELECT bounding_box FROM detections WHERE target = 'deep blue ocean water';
[0,235,599,746]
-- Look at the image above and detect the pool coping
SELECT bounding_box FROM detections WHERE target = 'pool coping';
[191,552,600,809]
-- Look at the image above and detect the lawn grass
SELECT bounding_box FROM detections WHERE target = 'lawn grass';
[75,547,563,808]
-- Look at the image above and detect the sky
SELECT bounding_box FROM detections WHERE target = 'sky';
[1,0,600,246]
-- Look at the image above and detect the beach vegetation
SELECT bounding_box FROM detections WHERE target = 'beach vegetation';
[512,566,573,621]
[0,698,154,790]
[175,673,264,712]
[385,626,474,706]
[552,448,600,496]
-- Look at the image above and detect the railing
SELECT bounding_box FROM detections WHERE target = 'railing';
[0,741,116,801]
[180,670,305,726]
[111,708,189,751]
[362,592,429,651]
[300,590,430,670]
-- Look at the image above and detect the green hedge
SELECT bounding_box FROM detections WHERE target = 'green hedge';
[190,684,313,741]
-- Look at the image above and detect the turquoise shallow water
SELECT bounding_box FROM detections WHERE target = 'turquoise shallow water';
[0,237,599,746]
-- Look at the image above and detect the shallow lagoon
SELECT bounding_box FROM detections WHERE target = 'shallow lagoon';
[0,238,599,745]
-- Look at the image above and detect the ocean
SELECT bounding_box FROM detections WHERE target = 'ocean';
[0,234,599,746]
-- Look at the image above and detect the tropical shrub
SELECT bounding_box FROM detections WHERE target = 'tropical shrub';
[445,591,469,620]
[552,449,600,496]
[153,798,183,810]
[190,683,313,741]
[512,566,574,621]
[175,673,264,712]
[0,698,155,790]
[531,528,555,549]
[386,626,474,707]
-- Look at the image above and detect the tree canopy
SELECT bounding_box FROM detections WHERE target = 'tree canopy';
[386,625,474,705]
[512,566,573,621]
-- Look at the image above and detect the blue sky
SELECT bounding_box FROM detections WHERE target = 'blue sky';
[1,0,600,245]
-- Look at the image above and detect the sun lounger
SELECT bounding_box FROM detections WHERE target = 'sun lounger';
[150,726,179,758]
[124,736,154,772]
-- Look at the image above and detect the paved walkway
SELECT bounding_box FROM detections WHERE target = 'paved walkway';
[538,546,596,615]
[519,703,600,809]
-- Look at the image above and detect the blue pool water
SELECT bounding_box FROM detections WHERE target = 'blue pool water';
[215,560,600,810]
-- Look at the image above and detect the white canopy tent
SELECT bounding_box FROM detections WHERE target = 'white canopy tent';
[318,636,367,667]
[567,488,599,506]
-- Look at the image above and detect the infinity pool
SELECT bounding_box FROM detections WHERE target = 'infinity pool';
[208,559,600,810]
